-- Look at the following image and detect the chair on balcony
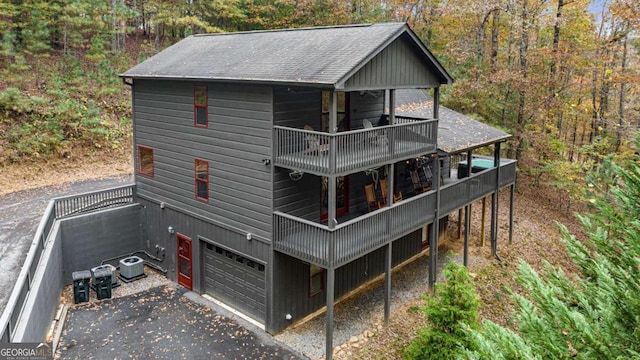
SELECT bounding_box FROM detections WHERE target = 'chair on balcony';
[421,166,434,189]
[363,119,388,147]
[410,169,429,194]
[365,183,383,212]
[380,178,403,203]
[303,125,328,155]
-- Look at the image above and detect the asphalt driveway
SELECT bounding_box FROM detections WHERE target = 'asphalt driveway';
[56,284,301,359]
[0,175,133,314]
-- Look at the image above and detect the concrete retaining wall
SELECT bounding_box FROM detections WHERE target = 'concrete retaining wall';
[60,204,143,284]
[11,204,143,342]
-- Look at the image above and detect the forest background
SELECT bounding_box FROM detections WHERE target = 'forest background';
[0,1,638,358]
[0,0,638,196]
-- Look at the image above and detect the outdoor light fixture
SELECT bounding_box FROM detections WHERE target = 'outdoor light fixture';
[246,233,252,241]
[167,226,175,234]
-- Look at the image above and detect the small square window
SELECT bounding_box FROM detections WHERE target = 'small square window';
[309,264,324,297]
[194,85,208,127]
[138,146,154,177]
[195,159,209,202]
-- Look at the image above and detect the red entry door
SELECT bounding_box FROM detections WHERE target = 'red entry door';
[177,234,193,290]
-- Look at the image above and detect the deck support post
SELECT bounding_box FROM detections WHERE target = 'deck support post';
[328,91,337,231]
[464,204,470,267]
[384,243,392,324]
[481,197,486,247]
[509,183,515,244]
[491,142,501,257]
[457,208,462,239]
[428,153,441,289]
[325,267,335,360]
[387,91,395,206]
[433,87,440,119]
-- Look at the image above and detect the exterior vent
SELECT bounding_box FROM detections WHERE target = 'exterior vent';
[119,256,144,280]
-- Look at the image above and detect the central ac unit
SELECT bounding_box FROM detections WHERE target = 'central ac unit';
[119,256,144,280]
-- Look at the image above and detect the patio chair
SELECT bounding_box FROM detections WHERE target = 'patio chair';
[303,125,326,155]
[365,183,383,212]
[362,119,388,147]
[421,166,433,190]
[410,169,427,194]
[380,178,403,203]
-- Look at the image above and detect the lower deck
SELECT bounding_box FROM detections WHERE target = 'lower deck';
[274,159,516,268]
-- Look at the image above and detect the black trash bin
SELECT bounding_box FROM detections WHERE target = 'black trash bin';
[92,268,113,300]
[72,270,92,304]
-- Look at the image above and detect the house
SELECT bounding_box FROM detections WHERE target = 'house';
[120,23,516,358]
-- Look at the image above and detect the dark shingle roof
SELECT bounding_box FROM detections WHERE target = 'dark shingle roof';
[389,89,511,154]
[122,23,452,87]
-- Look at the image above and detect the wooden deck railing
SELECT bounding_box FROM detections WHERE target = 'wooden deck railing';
[0,184,136,342]
[273,160,516,268]
[273,119,437,176]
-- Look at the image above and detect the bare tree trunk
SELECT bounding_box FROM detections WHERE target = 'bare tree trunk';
[119,0,126,51]
[112,0,118,53]
[490,10,500,73]
[550,0,564,135]
[515,0,529,165]
[616,34,628,151]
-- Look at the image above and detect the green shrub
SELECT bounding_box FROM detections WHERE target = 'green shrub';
[405,262,481,360]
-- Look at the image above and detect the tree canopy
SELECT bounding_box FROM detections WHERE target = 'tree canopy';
[0,0,638,192]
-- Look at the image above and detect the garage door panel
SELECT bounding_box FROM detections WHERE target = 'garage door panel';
[202,242,265,322]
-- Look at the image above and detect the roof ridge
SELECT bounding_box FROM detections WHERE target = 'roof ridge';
[192,22,405,38]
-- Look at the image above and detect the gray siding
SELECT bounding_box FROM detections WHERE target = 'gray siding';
[133,80,274,240]
[138,197,270,292]
[270,230,422,332]
[273,87,322,220]
[344,35,441,91]
[60,205,143,284]
[350,91,385,128]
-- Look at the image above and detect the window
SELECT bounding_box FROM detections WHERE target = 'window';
[195,159,209,202]
[194,84,208,127]
[309,264,324,297]
[137,146,154,177]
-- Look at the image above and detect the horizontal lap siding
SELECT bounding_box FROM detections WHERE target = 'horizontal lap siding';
[134,80,273,240]
[273,88,322,220]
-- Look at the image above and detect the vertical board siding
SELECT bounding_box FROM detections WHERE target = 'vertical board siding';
[134,80,273,240]
[270,230,423,332]
[344,35,440,90]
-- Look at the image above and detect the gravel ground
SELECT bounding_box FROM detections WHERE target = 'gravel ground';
[275,240,490,360]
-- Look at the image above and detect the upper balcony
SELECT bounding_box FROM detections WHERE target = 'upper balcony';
[273,118,437,177]
[273,159,517,268]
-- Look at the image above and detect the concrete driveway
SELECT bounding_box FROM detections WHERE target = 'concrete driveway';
[56,284,301,359]
[0,175,133,315]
